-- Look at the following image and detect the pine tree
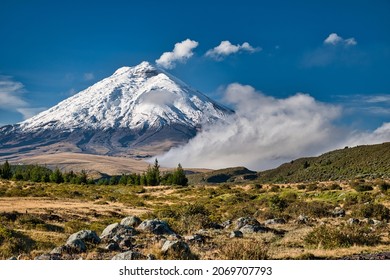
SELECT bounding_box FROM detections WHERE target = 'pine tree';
[1,160,12,179]
[145,159,160,186]
[172,163,188,186]
[50,167,64,184]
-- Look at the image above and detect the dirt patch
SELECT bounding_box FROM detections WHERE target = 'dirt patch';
[0,197,149,218]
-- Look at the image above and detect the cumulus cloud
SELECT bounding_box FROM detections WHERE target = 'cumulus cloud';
[206,40,261,60]
[157,84,390,170]
[0,76,45,121]
[156,39,199,69]
[303,33,358,67]
[324,33,357,46]
[158,83,345,170]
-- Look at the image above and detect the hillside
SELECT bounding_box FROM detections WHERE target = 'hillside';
[187,166,257,184]
[258,142,390,183]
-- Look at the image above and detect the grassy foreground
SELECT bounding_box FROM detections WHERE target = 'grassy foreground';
[0,178,390,259]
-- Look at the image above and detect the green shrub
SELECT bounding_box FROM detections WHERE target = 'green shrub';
[379,182,390,192]
[0,225,36,258]
[353,184,373,192]
[285,200,333,218]
[64,220,90,234]
[351,203,390,221]
[304,224,381,249]
[219,240,268,260]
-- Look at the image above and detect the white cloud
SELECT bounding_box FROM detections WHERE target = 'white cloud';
[346,122,390,146]
[324,33,357,46]
[303,33,359,67]
[206,40,261,60]
[0,76,45,121]
[156,39,199,69]
[0,76,27,109]
[158,83,344,170]
[158,84,390,170]
[83,72,95,81]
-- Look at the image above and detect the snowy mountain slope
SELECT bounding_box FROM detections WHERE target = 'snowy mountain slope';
[0,61,233,159]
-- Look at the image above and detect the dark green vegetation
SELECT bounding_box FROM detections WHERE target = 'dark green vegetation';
[258,142,390,183]
[0,159,188,187]
[187,167,257,184]
[185,143,390,185]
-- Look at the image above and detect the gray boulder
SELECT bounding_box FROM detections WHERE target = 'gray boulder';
[111,251,147,260]
[137,219,175,235]
[234,217,261,230]
[100,223,137,241]
[229,230,243,238]
[66,238,87,253]
[51,245,72,255]
[67,230,100,245]
[161,240,191,259]
[240,224,269,234]
[120,216,142,227]
[34,253,62,260]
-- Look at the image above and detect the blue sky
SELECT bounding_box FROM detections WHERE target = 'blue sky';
[1,0,389,132]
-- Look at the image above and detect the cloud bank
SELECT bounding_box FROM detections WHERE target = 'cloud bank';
[156,39,199,69]
[206,41,260,60]
[158,83,390,170]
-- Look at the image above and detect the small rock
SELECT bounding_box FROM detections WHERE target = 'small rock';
[34,254,62,260]
[137,219,175,235]
[106,242,120,251]
[120,216,142,227]
[229,231,243,238]
[208,222,224,230]
[240,224,269,234]
[184,234,205,243]
[119,236,134,249]
[332,207,346,217]
[265,218,286,225]
[111,251,147,260]
[7,257,17,260]
[347,218,360,225]
[50,245,71,255]
[67,230,100,245]
[221,220,232,228]
[363,218,381,226]
[297,215,309,224]
[234,217,261,230]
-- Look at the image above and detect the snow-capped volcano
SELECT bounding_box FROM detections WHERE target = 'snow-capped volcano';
[0,61,232,158]
[20,61,230,132]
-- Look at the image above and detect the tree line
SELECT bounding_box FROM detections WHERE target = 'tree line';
[0,159,188,186]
